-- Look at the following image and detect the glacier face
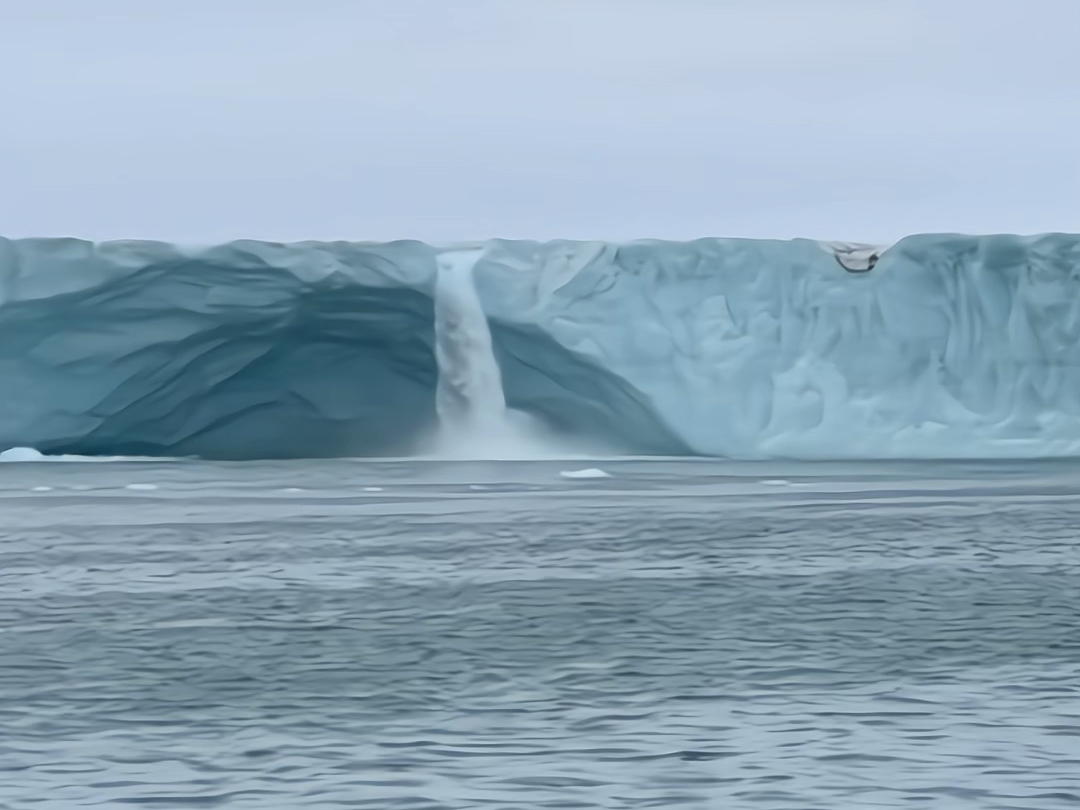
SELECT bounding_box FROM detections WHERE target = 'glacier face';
[0,232,1078,459]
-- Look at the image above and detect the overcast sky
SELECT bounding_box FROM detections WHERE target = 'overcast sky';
[0,0,1076,244]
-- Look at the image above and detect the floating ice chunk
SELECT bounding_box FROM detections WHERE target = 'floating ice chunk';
[761,479,791,486]
[560,468,611,479]
[0,447,145,462]
[1,447,45,462]
[31,485,52,491]
[125,483,158,491]
[362,486,384,492]
[281,487,304,493]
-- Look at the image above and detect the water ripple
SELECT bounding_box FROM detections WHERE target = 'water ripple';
[1,459,1079,808]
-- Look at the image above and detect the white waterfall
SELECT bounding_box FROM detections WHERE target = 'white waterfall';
[432,248,543,458]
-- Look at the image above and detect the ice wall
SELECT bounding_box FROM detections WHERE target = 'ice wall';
[474,234,1080,457]
[0,232,1077,459]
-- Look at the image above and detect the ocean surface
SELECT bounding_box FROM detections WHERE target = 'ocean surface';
[2,457,1079,809]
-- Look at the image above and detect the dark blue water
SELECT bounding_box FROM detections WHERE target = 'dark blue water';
[2,458,1079,809]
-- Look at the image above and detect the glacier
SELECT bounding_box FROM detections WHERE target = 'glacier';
[0,232,1078,460]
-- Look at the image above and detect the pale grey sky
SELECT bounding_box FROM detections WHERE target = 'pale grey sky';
[0,0,1076,244]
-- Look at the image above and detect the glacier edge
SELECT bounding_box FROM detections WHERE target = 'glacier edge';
[1,232,1078,459]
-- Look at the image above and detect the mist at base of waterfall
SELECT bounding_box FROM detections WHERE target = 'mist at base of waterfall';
[423,408,621,461]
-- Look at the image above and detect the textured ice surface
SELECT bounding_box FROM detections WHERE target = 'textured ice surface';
[0,233,1078,459]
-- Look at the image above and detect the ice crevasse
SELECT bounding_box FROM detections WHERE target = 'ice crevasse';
[0,232,1078,460]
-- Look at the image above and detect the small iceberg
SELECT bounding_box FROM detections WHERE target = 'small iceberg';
[0,446,152,463]
[0,447,46,462]
[559,468,611,479]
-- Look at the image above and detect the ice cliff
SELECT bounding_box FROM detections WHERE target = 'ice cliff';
[1,232,1078,459]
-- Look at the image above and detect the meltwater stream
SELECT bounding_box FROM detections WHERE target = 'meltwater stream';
[432,248,556,459]
[434,249,510,438]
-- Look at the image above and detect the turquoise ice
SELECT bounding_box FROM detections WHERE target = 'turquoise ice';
[0,232,1077,459]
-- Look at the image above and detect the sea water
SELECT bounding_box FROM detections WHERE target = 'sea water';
[1,457,1078,809]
